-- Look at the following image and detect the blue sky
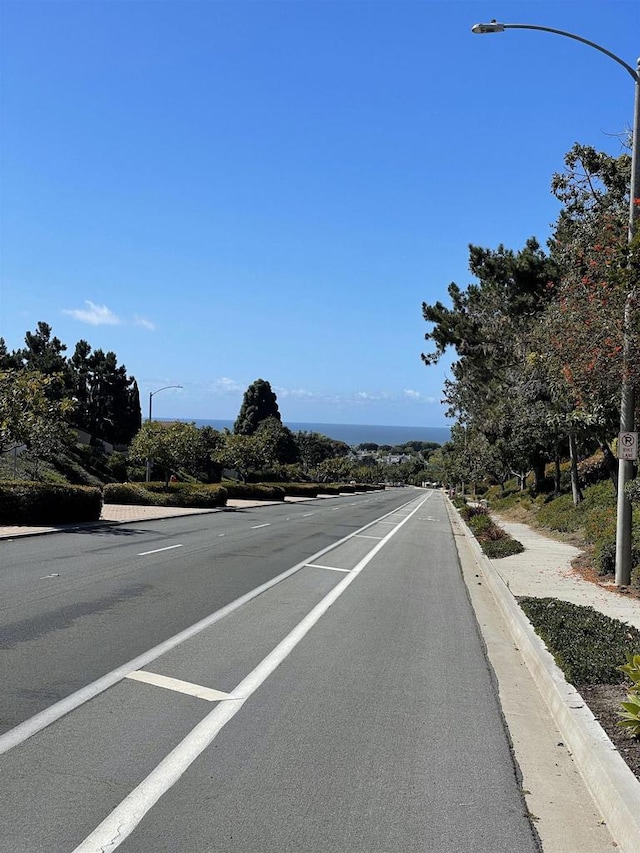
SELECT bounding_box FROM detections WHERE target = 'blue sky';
[1,0,638,427]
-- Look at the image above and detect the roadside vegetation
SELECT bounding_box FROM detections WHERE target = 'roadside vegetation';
[0,355,435,525]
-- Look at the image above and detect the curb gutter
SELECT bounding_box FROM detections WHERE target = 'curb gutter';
[447,502,640,853]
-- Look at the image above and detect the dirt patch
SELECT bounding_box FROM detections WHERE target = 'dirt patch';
[578,683,640,780]
[571,549,640,601]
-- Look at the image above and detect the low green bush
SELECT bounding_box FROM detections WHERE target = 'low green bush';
[270,483,319,498]
[104,482,227,508]
[315,484,342,495]
[0,481,102,525]
[536,493,582,532]
[519,597,640,685]
[482,537,525,558]
[103,483,160,505]
[222,482,285,501]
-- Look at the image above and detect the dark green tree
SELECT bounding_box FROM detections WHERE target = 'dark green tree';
[234,379,281,435]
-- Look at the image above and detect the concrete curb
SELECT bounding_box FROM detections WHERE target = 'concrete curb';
[446,502,640,853]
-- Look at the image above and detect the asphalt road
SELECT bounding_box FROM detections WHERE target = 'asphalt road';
[0,489,539,852]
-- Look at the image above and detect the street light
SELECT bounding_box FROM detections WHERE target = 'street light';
[145,384,183,481]
[472,21,640,587]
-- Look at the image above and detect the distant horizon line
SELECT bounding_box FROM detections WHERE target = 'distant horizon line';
[162,417,452,430]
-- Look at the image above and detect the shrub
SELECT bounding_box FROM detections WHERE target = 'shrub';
[519,597,640,685]
[103,483,160,505]
[315,484,343,495]
[537,493,582,532]
[222,482,285,501]
[482,537,525,559]
[104,482,228,508]
[270,483,319,498]
[0,481,102,525]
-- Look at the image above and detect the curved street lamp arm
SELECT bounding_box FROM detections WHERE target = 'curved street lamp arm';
[505,24,639,81]
[473,21,639,81]
[148,385,183,421]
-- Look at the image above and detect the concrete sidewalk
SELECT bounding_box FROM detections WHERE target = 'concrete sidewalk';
[492,515,640,630]
[0,495,322,541]
[448,505,640,853]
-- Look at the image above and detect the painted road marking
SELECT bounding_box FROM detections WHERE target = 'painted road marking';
[355,534,384,540]
[251,523,271,529]
[301,512,314,517]
[0,493,425,757]
[40,573,60,579]
[72,494,431,852]
[138,544,183,556]
[305,563,350,573]
[126,671,232,702]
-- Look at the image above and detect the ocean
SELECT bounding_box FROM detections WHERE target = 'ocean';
[174,419,451,447]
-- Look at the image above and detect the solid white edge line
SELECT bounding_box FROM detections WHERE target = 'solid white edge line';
[138,544,183,556]
[0,493,424,756]
[72,493,431,852]
[250,523,271,529]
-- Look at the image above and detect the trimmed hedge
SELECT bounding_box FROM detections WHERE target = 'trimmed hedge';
[222,482,285,501]
[0,481,102,525]
[103,483,160,506]
[519,597,640,685]
[103,482,227,508]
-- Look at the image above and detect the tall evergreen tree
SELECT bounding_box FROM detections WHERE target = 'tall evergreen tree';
[234,379,281,435]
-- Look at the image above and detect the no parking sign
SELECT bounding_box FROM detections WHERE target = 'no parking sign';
[618,432,638,460]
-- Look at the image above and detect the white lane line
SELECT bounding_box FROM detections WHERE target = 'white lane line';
[72,494,431,852]
[218,534,225,537]
[251,523,271,529]
[0,494,425,756]
[301,513,314,517]
[305,563,350,573]
[331,508,342,511]
[355,534,384,540]
[125,671,232,702]
[138,544,183,556]
[39,573,60,580]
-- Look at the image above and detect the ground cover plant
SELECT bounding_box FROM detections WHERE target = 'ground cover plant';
[519,597,640,779]
[458,503,524,558]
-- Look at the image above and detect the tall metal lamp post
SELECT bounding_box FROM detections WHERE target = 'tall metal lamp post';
[145,384,183,482]
[472,21,640,586]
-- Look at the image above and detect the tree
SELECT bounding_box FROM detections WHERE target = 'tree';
[0,370,75,477]
[217,432,267,483]
[234,379,281,435]
[129,421,204,485]
[255,416,299,468]
[422,238,559,492]
[295,431,350,475]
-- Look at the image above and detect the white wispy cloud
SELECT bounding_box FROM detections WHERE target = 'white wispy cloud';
[63,301,121,326]
[213,377,245,395]
[133,315,156,331]
[404,389,437,403]
[275,386,322,400]
[355,391,389,402]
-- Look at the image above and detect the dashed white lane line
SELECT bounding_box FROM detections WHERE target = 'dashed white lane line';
[0,495,430,764]
[125,671,232,702]
[138,544,183,556]
[40,573,60,580]
[305,563,351,573]
[301,512,314,517]
[72,493,431,853]
[251,523,271,529]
